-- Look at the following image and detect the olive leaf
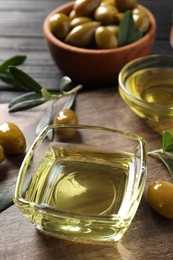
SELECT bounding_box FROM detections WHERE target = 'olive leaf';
[9,92,43,108]
[59,76,72,93]
[9,97,46,112]
[148,130,173,178]
[0,56,83,112]
[0,183,16,212]
[149,152,173,178]
[162,130,172,151]
[118,10,142,47]
[0,72,22,87]
[0,55,26,73]
[35,101,54,136]
[0,172,31,213]
[62,93,76,110]
[9,66,43,94]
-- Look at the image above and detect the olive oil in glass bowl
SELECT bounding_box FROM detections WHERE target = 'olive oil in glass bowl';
[14,125,147,243]
[119,55,173,133]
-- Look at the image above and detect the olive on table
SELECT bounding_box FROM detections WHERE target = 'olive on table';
[0,122,26,155]
[74,0,101,17]
[0,145,5,164]
[133,6,150,33]
[148,180,173,219]
[53,109,79,139]
[116,0,138,12]
[65,21,100,47]
[95,26,118,49]
[49,13,70,39]
[94,5,119,25]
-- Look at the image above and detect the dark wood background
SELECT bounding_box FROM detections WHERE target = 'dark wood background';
[0,1,173,259]
[0,0,172,102]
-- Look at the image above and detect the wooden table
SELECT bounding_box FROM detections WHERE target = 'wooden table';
[0,1,173,259]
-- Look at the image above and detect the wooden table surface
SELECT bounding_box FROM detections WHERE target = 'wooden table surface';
[0,1,173,259]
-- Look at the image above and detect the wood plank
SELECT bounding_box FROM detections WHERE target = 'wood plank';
[0,0,173,258]
[0,88,173,259]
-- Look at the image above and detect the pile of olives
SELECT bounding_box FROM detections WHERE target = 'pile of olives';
[49,0,150,49]
[0,122,26,164]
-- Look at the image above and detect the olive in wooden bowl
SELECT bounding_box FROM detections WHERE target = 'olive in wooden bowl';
[43,1,156,85]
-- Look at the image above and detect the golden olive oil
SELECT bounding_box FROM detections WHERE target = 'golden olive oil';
[21,145,137,242]
[25,146,130,215]
[126,67,173,105]
[122,67,173,125]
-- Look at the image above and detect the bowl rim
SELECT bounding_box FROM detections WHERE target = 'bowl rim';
[118,54,173,110]
[43,1,156,55]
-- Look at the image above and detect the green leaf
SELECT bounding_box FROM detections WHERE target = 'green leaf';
[118,10,142,47]
[41,88,53,100]
[127,30,143,44]
[165,151,173,160]
[148,130,173,180]
[163,159,173,178]
[0,172,31,213]
[162,130,172,152]
[153,152,173,178]
[0,55,26,73]
[9,97,46,112]
[9,92,43,108]
[0,72,21,87]
[62,93,76,110]
[9,66,43,94]
[62,84,83,95]
[59,76,72,93]
[0,183,16,212]
[165,144,173,153]
[35,101,54,136]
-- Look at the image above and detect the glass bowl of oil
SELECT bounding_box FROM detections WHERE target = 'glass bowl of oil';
[119,55,173,133]
[14,124,147,243]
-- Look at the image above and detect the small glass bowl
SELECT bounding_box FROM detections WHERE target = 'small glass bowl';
[118,55,173,133]
[14,125,147,243]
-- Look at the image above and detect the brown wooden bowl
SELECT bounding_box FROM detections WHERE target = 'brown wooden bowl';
[43,1,156,85]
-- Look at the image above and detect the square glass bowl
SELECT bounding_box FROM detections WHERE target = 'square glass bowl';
[14,125,147,243]
[118,55,173,133]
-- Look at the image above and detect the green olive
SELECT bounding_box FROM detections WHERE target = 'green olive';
[133,6,150,33]
[116,12,125,23]
[65,22,100,47]
[116,0,138,12]
[95,26,118,49]
[54,109,78,125]
[0,122,26,155]
[70,16,93,28]
[49,13,70,39]
[74,0,101,17]
[107,25,119,36]
[69,9,77,20]
[0,145,5,164]
[94,5,118,25]
[53,109,79,139]
[148,180,173,219]
[100,0,116,7]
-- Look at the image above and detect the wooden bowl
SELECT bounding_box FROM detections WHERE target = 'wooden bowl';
[43,2,156,85]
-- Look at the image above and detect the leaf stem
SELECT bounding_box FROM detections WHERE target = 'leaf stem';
[147,149,163,155]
